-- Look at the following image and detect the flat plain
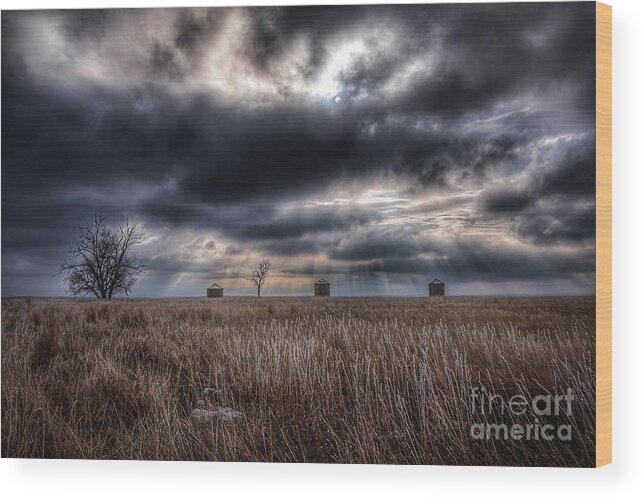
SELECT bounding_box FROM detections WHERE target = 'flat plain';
[1,297,595,465]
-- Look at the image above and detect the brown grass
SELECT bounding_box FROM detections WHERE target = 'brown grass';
[1,297,595,465]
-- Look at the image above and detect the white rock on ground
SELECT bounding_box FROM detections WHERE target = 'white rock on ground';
[190,407,242,423]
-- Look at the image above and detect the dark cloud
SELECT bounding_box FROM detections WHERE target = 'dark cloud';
[362,244,595,282]
[61,9,117,42]
[140,200,381,241]
[480,132,596,245]
[329,229,429,261]
[174,9,224,55]
[395,4,595,117]
[514,210,596,245]
[2,4,597,297]
[149,42,184,80]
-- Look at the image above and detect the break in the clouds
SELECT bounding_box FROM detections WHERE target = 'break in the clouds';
[1,3,596,297]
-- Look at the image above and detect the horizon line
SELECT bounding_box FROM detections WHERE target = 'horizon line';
[1,293,597,300]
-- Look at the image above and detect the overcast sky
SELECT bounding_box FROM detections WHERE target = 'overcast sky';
[1,3,596,297]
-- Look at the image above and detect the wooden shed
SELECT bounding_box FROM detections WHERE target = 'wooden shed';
[428,278,445,297]
[314,279,331,297]
[206,282,224,298]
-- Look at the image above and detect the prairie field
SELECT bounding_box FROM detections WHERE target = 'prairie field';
[1,297,595,466]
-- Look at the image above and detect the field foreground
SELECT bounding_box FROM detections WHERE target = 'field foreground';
[1,297,596,465]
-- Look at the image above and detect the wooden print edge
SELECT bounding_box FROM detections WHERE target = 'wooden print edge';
[596,1,612,468]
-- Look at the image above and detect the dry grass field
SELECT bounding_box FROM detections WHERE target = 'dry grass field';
[1,297,595,465]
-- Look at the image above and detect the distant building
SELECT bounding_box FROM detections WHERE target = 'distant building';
[314,279,331,297]
[428,278,445,297]
[206,282,224,298]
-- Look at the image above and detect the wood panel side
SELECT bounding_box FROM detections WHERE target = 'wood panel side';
[596,1,612,468]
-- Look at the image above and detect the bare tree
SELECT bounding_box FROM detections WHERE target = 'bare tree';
[248,258,271,298]
[56,216,145,299]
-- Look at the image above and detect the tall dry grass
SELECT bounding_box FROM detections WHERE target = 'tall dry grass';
[1,297,595,465]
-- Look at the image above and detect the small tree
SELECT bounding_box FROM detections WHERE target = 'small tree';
[248,258,271,298]
[56,216,145,299]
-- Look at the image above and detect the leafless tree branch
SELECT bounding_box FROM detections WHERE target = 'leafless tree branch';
[56,216,145,299]
[247,258,271,298]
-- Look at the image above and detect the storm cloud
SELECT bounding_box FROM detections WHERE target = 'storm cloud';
[2,4,596,297]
